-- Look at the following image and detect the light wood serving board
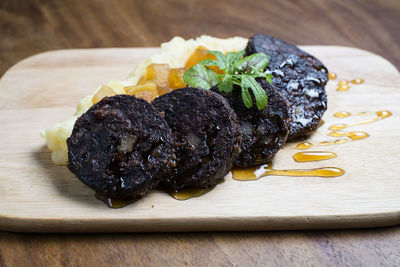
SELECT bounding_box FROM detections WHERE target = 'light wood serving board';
[0,46,399,233]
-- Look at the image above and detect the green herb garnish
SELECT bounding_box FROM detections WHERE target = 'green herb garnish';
[183,50,272,110]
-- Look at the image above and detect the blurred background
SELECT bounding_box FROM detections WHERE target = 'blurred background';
[1,0,399,76]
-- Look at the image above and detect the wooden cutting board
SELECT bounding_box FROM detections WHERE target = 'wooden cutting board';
[0,46,399,233]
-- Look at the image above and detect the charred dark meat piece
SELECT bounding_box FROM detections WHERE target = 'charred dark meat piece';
[245,34,328,140]
[212,79,289,167]
[67,95,176,200]
[152,87,242,189]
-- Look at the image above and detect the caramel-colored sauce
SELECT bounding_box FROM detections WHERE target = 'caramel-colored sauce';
[167,179,224,200]
[328,72,337,80]
[328,131,369,140]
[293,151,337,162]
[333,111,352,118]
[232,163,344,181]
[319,139,349,146]
[328,123,348,130]
[169,187,213,200]
[95,193,137,209]
[296,142,313,149]
[337,84,351,91]
[376,110,392,119]
[334,110,391,128]
[336,77,363,91]
[350,78,364,84]
[297,110,392,150]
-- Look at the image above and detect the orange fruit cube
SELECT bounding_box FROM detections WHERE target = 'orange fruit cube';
[92,85,117,104]
[124,82,158,102]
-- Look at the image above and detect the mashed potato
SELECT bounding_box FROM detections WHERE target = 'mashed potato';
[42,35,248,165]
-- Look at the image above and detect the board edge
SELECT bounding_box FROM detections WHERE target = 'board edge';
[0,212,399,233]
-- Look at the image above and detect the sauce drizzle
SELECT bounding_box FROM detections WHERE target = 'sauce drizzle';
[296,110,392,150]
[328,131,369,140]
[337,83,351,92]
[296,142,313,149]
[328,123,348,130]
[332,110,391,128]
[232,163,344,181]
[351,78,364,84]
[318,139,349,146]
[333,111,352,118]
[328,72,337,80]
[293,151,337,162]
[169,187,213,200]
[95,193,137,209]
[335,77,364,91]
[167,179,224,200]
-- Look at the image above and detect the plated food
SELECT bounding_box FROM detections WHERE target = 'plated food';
[246,34,328,140]
[67,95,176,200]
[212,79,289,167]
[152,87,242,189]
[43,34,330,206]
[42,36,247,165]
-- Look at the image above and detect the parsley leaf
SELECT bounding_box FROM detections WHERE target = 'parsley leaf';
[219,74,234,93]
[183,50,271,110]
[236,53,269,73]
[183,64,219,90]
[241,74,268,110]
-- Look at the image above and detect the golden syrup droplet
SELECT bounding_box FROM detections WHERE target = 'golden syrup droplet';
[349,110,392,127]
[328,123,348,131]
[328,72,337,80]
[293,151,337,162]
[264,167,345,178]
[334,111,352,118]
[319,139,349,146]
[95,193,137,208]
[351,118,377,126]
[347,131,369,140]
[337,84,351,91]
[338,80,348,86]
[311,110,391,148]
[232,166,260,180]
[350,78,364,84]
[232,163,344,180]
[169,187,213,200]
[376,110,392,119]
[327,131,369,140]
[296,142,313,149]
[318,120,325,128]
[328,131,347,137]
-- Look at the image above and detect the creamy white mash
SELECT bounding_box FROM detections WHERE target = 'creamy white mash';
[42,35,248,165]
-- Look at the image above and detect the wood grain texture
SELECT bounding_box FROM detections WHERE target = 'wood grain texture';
[0,0,399,266]
[0,227,399,266]
[1,46,400,233]
[1,0,399,77]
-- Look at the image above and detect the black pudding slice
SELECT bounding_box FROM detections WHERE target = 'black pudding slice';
[212,79,289,167]
[67,94,176,200]
[152,87,242,189]
[245,34,328,140]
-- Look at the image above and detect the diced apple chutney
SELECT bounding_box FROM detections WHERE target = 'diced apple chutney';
[131,46,224,101]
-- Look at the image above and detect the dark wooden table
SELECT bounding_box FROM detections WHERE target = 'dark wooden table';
[1,0,399,266]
